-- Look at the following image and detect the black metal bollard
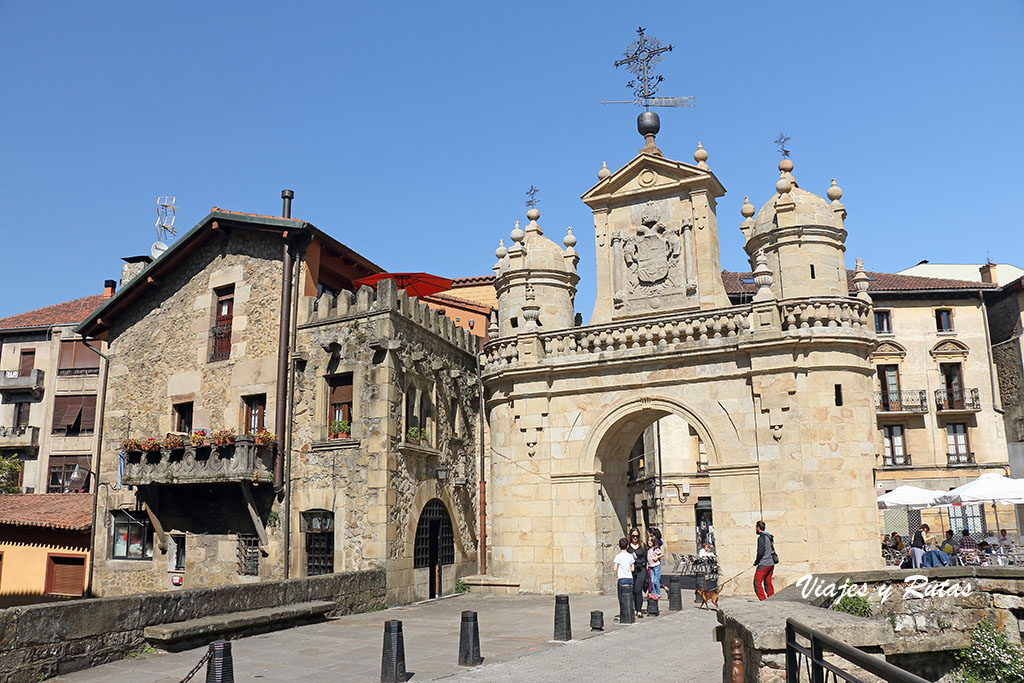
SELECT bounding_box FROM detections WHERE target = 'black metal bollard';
[668,575,683,611]
[617,582,635,624]
[205,640,234,683]
[590,610,604,631]
[647,592,660,616]
[553,594,572,641]
[458,610,483,667]
[380,620,407,683]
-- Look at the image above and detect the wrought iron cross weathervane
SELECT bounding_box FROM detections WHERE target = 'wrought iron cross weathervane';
[525,185,540,209]
[602,27,694,111]
[775,132,792,158]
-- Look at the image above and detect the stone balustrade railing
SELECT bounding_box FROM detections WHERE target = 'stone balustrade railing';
[779,297,872,332]
[297,278,479,356]
[483,296,874,374]
[122,435,273,486]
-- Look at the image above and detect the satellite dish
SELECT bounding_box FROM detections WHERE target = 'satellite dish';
[151,241,169,259]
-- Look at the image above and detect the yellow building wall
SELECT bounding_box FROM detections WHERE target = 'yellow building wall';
[0,529,90,604]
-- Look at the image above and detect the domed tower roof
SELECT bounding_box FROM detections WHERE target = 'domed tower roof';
[495,208,579,278]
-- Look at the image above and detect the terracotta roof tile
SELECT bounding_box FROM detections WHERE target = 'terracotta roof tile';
[0,294,110,331]
[450,276,496,286]
[721,270,996,295]
[422,291,493,314]
[0,493,93,531]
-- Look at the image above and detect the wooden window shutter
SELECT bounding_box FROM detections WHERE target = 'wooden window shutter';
[19,350,35,375]
[58,342,75,370]
[329,381,353,404]
[46,555,86,596]
[53,396,84,429]
[80,396,98,431]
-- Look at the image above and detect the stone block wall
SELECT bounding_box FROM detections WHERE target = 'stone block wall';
[0,568,384,683]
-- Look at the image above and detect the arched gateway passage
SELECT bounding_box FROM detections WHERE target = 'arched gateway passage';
[585,399,720,591]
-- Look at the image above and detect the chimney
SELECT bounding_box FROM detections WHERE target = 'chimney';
[980,262,998,285]
[120,255,154,288]
[103,280,117,298]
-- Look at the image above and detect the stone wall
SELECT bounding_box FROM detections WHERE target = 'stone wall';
[0,568,384,683]
[717,566,1024,683]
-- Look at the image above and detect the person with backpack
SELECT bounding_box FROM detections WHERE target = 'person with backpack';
[753,520,777,600]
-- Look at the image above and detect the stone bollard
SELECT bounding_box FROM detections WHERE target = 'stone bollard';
[380,620,407,683]
[458,610,483,667]
[590,610,604,631]
[553,594,572,641]
[617,582,635,624]
[647,592,660,616]
[668,575,682,611]
[205,640,234,683]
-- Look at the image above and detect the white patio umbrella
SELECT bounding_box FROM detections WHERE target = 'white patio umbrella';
[933,473,1024,535]
[877,485,945,509]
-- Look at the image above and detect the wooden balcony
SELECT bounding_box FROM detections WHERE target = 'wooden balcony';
[0,369,45,398]
[935,388,981,413]
[122,435,273,486]
[0,425,39,452]
[874,390,928,414]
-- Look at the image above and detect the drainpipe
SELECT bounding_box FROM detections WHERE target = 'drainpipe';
[274,190,294,492]
[475,348,487,575]
[283,244,303,579]
[81,339,109,597]
[979,290,1002,413]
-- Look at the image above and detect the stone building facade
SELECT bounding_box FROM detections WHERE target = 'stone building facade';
[0,290,111,495]
[78,208,480,603]
[481,123,884,595]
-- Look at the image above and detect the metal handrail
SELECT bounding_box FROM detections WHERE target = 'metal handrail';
[874,390,927,412]
[786,618,929,683]
[934,387,980,410]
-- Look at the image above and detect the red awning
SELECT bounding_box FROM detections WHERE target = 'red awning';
[351,272,454,298]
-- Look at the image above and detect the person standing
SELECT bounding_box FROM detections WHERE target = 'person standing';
[613,537,635,619]
[910,524,926,568]
[647,529,664,600]
[753,520,776,601]
[628,528,648,617]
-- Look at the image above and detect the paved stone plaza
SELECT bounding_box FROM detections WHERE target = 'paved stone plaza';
[53,593,723,682]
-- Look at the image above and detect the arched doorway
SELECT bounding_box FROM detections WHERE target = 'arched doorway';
[588,402,718,592]
[413,499,454,598]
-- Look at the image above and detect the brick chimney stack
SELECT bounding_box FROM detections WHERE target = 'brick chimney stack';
[103,279,117,298]
[979,262,998,285]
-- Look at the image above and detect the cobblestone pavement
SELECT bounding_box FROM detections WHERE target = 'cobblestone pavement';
[53,593,723,682]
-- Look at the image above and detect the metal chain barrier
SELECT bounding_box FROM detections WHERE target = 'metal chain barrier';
[179,650,210,683]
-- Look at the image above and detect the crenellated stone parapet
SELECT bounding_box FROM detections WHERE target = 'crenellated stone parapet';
[298,279,480,356]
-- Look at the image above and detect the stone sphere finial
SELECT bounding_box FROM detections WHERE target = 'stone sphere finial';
[827,178,843,202]
[598,161,611,180]
[563,226,577,249]
[694,142,708,164]
[741,196,756,218]
[526,208,540,222]
[510,221,525,243]
[495,239,508,259]
[776,173,792,195]
[779,158,794,173]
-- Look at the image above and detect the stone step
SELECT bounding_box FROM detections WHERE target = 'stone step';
[459,575,521,594]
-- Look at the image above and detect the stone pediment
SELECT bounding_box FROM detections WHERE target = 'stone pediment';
[930,339,969,358]
[581,154,726,208]
[871,341,907,358]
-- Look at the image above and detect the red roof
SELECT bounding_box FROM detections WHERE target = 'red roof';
[0,294,110,331]
[450,275,496,287]
[0,493,93,531]
[722,270,996,295]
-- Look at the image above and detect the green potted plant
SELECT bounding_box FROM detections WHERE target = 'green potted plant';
[406,426,428,446]
[190,429,209,447]
[253,429,277,446]
[211,428,235,446]
[120,437,142,452]
[329,419,351,439]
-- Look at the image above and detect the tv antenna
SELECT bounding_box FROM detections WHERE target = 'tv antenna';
[155,196,178,241]
[601,27,694,112]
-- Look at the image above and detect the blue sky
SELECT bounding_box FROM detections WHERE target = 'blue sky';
[1,1,1021,320]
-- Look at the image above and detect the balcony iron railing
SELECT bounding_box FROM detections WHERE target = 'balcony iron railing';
[947,451,975,466]
[935,387,980,411]
[882,452,911,467]
[208,323,232,362]
[56,367,100,377]
[786,618,929,683]
[874,390,928,413]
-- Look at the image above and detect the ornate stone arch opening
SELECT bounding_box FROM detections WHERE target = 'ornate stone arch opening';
[580,396,721,590]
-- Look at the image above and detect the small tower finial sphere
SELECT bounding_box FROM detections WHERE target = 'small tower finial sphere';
[637,111,660,137]
[495,239,508,259]
[694,141,708,164]
[526,208,540,222]
[563,226,577,249]
[776,174,792,195]
[827,178,843,201]
[598,161,611,180]
[779,158,794,173]
[741,196,756,218]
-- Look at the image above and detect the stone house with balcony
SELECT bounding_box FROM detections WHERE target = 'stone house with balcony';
[76,206,482,603]
[0,287,112,495]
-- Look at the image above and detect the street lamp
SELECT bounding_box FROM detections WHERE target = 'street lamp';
[65,464,93,493]
[435,465,449,482]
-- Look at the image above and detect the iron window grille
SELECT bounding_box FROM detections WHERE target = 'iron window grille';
[208,323,232,362]
[237,534,260,575]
